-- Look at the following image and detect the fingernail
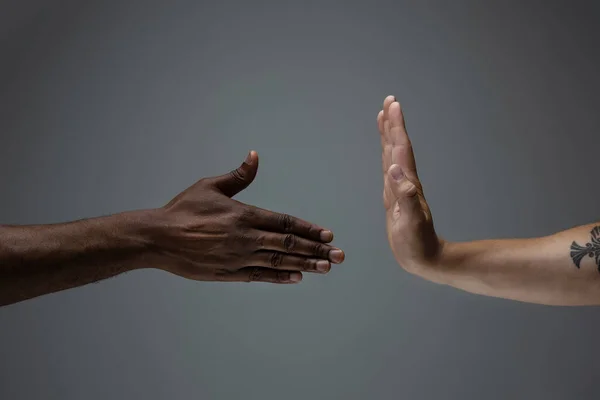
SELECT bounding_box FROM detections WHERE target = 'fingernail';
[320,230,333,242]
[390,164,404,181]
[290,272,302,282]
[329,249,344,263]
[245,151,253,165]
[316,260,330,272]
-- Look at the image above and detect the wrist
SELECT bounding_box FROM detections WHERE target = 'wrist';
[63,209,163,272]
[431,240,484,287]
[414,239,459,285]
[108,209,165,270]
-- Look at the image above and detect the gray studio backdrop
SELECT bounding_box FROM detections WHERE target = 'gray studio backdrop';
[1,1,600,399]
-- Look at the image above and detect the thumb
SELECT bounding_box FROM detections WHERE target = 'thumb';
[210,151,259,197]
[387,164,423,221]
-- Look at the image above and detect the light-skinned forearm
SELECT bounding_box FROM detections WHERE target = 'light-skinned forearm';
[428,224,600,306]
[0,211,155,307]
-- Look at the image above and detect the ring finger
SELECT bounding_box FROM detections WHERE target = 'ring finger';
[251,251,332,273]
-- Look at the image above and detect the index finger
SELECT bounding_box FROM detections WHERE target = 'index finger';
[388,102,418,174]
[249,207,333,243]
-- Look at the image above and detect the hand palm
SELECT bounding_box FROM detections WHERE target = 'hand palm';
[377,96,443,271]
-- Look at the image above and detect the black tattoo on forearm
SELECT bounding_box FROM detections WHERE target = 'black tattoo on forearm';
[570,226,600,272]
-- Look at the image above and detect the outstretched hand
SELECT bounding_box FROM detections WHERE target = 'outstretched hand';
[377,96,444,274]
[150,151,344,284]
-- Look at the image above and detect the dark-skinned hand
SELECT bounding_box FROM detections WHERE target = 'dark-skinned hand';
[147,151,344,284]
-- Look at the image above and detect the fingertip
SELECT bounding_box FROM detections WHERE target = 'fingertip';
[245,150,258,165]
[289,272,303,283]
[316,260,331,273]
[320,229,334,242]
[378,110,386,135]
[329,249,345,263]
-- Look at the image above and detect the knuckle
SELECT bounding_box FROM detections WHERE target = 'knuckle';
[276,271,290,283]
[278,213,294,232]
[307,225,321,240]
[249,267,262,282]
[283,234,296,251]
[235,232,255,249]
[228,168,246,185]
[254,234,266,249]
[313,243,327,257]
[237,206,256,225]
[214,269,229,282]
[304,258,315,271]
[223,220,248,241]
[269,252,284,268]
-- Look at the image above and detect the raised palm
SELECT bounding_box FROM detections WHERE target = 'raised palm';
[377,96,443,273]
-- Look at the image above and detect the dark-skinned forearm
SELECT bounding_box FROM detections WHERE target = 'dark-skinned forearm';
[0,211,155,306]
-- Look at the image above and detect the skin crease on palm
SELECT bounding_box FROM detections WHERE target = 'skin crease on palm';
[377,96,445,275]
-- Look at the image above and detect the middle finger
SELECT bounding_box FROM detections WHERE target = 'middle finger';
[254,230,344,263]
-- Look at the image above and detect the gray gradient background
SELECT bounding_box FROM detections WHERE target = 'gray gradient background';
[1,1,600,399]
